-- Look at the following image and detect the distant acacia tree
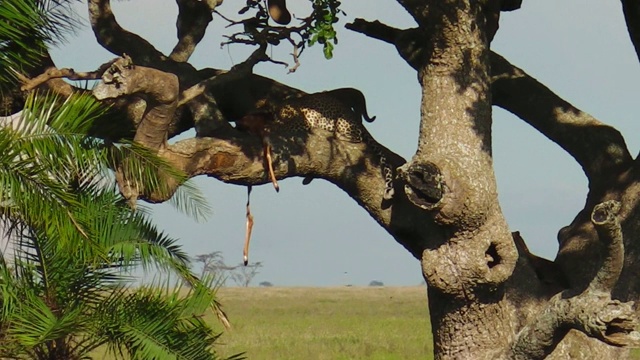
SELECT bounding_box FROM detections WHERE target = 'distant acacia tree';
[196,251,240,286]
[369,280,384,287]
[230,262,263,288]
[195,251,232,279]
[259,281,274,287]
[196,252,263,287]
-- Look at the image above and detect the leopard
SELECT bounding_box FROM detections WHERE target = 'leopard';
[235,92,393,266]
[267,91,395,200]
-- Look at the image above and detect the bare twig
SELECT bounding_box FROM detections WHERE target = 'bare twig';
[215,6,314,71]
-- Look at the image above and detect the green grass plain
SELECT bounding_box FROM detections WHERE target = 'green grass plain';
[211,286,433,360]
[91,285,640,359]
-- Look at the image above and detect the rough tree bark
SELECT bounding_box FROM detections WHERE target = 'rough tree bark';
[9,0,640,359]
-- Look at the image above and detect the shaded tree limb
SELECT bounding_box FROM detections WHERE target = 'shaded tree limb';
[93,57,179,151]
[87,0,166,62]
[170,0,223,62]
[490,53,633,183]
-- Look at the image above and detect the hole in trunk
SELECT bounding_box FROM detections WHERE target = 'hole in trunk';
[486,243,500,268]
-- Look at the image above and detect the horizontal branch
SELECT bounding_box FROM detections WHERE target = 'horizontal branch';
[154,126,432,258]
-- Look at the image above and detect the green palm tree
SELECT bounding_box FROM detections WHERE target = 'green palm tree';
[0,2,240,359]
[0,87,239,360]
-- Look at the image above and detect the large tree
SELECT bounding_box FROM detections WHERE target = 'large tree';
[4,0,640,358]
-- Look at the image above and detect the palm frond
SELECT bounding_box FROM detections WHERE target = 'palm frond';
[96,280,234,360]
[0,92,116,248]
[115,141,212,222]
[8,290,84,347]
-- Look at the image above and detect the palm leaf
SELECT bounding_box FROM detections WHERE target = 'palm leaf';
[96,280,238,360]
[114,141,212,222]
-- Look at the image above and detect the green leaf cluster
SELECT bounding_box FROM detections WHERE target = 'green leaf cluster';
[307,0,344,59]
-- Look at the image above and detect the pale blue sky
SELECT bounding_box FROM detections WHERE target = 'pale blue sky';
[49,0,640,286]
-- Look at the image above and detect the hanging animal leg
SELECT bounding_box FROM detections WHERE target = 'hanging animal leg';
[264,140,279,192]
[243,186,254,266]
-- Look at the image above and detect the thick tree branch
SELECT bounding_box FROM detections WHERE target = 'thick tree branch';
[87,62,433,258]
[622,0,640,65]
[346,20,437,77]
[170,0,223,62]
[510,293,639,359]
[490,52,633,182]
[345,19,398,45]
[87,0,166,61]
[154,130,428,256]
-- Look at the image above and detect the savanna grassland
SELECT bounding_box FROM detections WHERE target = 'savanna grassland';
[211,286,433,360]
